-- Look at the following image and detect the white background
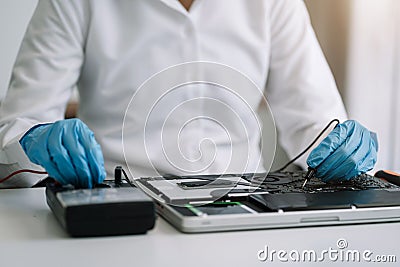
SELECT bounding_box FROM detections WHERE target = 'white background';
[0,0,37,99]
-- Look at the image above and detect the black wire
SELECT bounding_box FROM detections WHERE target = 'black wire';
[274,119,340,172]
[121,168,136,187]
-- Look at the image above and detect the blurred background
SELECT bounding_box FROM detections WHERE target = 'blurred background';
[0,0,399,171]
[304,0,400,172]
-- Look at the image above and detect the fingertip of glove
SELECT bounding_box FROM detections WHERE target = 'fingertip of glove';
[306,149,324,169]
[306,158,316,168]
[98,171,106,184]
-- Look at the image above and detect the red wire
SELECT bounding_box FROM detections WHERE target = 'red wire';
[0,169,48,184]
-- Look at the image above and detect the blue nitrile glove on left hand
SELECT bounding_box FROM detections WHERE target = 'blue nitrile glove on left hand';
[306,120,378,182]
[19,118,106,188]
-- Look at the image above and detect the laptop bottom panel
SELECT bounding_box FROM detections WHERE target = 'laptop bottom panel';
[157,202,400,233]
[137,171,400,233]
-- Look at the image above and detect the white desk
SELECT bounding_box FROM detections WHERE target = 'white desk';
[0,188,399,267]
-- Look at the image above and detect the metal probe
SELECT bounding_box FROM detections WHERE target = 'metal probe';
[302,167,317,189]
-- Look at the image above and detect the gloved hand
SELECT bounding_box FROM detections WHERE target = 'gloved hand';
[20,119,106,188]
[306,120,378,182]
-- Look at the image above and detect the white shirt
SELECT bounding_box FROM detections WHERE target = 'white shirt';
[0,0,347,188]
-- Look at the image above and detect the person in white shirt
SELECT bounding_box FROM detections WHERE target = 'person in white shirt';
[0,0,377,188]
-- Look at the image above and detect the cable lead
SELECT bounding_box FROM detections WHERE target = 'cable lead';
[275,119,340,172]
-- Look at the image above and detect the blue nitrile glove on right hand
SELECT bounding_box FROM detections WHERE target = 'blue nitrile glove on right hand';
[20,119,106,188]
[306,120,378,182]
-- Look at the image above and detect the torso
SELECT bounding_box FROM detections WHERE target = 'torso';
[78,0,271,176]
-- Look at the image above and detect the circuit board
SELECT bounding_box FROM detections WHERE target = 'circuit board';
[242,171,400,194]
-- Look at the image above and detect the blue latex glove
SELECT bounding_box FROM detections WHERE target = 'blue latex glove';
[306,120,378,182]
[20,119,106,188]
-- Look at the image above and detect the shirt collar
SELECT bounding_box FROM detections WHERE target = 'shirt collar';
[159,0,189,15]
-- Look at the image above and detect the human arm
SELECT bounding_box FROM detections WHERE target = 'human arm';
[266,0,348,168]
[266,1,378,180]
[0,0,92,188]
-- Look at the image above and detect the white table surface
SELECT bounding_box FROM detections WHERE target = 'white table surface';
[0,188,399,267]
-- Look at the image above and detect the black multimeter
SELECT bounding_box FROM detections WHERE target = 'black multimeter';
[45,177,156,237]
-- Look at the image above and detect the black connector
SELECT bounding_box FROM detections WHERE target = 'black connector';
[115,166,123,186]
[114,166,135,187]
